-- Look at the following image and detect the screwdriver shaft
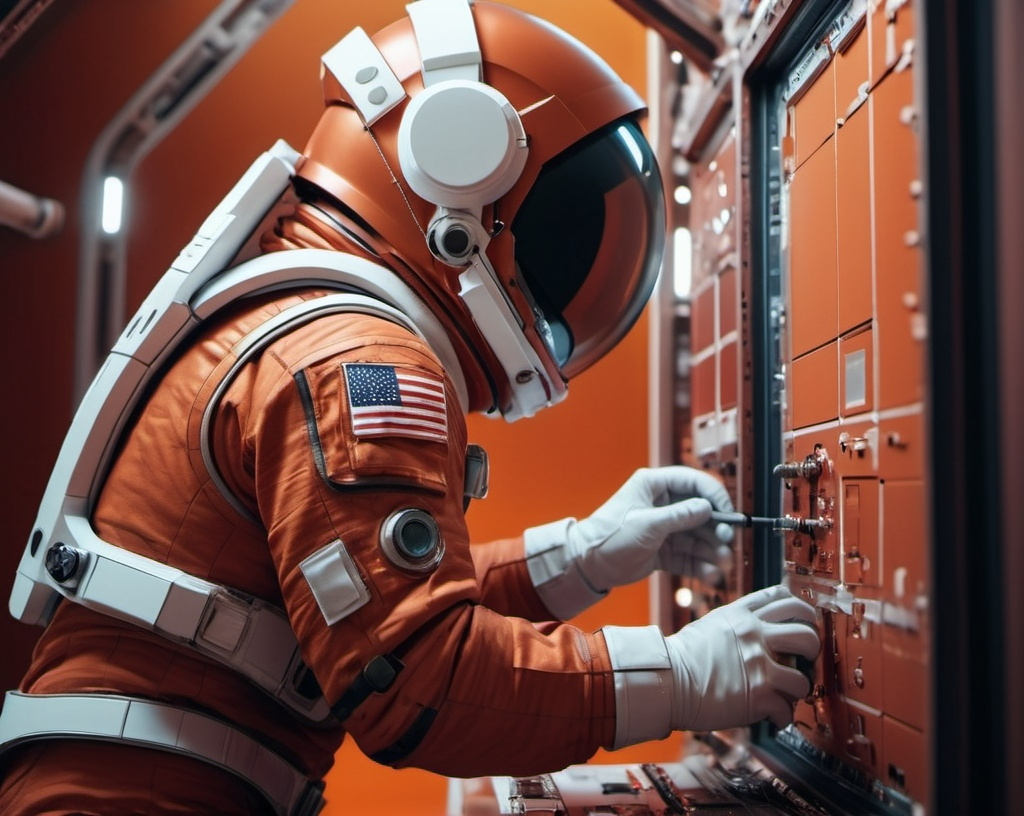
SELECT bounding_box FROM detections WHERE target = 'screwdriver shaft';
[711,510,782,527]
[710,510,827,532]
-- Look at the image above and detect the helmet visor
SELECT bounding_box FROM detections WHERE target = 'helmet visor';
[511,117,665,379]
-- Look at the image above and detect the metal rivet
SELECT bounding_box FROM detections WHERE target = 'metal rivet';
[367,86,388,105]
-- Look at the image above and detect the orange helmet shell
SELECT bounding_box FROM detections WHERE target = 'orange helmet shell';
[299,1,663,417]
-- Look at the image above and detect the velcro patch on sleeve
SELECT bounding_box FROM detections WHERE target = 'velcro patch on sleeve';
[300,539,371,625]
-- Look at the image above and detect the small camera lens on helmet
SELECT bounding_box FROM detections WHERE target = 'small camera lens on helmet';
[442,226,471,258]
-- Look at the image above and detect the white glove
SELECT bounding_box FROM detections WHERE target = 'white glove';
[602,585,819,747]
[524,467,735,619]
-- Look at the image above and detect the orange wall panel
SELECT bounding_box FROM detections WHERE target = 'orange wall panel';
[691,281,716,352]
[878,412,925,481]
[836,106,873,333]
[881,480,927,608]
[831,417,878,479]
[719,341,738,411]
[719,265,737,337]
[793,62,836,169]
[840,326,874,417]
[834,19,869,121]
[870,2,915,87]
[879,485,929,737]
[841,477,880,588]
[873,67,924,411]
[882,622,928,731]
[788,137,839,356]
[690,354,717,417]
[882,716,928,804]
[790,342,838,428]
[711,130,738,264]
[689,164,717,289]
[840,700,885,781]
[839,606,884,710]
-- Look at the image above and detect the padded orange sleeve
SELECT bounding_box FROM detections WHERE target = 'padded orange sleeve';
[239,313,616,775]
[471,536,557,621]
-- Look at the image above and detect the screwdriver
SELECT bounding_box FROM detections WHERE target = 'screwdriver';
[710,510,830,532]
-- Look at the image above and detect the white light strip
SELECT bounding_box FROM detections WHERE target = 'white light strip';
[101,176,124,235]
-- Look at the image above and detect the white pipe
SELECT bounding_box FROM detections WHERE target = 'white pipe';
[0,178,64,238]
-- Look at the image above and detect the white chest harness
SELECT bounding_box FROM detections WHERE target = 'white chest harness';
[0,141,478,816]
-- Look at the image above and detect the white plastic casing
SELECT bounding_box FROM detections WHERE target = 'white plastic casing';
[397,80,528,210]
[406,0,482,86]
[321,26,406,126]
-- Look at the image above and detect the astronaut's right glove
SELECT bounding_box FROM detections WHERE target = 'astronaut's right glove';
[601,585,820,748]
[523,466,735,620]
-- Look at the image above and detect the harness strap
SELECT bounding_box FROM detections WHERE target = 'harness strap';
[331,653,405,721]
[0,691,325,816]
[369,706,438,765]
[18,295,428,728]
[328,601,476,764]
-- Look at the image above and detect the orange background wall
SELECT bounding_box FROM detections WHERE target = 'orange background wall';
[0,2,670,814]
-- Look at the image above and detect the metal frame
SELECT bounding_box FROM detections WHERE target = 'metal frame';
[921,0,1014,812]
[74,0,295,402]
[744,1,930,813]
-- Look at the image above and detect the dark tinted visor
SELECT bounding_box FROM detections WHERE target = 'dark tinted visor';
[511,117,665,378]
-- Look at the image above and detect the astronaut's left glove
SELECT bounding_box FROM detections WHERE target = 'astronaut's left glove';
[602,585,820,747]
[524,466,735,620]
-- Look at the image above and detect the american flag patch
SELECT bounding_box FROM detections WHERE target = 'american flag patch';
[343,363,448,443]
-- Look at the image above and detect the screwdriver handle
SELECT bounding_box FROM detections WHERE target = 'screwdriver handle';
[710,510,753,527]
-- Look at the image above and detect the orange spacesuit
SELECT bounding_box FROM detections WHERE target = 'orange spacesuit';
[0,291,614,815]
[0,2,818,813]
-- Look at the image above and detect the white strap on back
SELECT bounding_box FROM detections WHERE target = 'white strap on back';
[10,252,467,725]
[9,137,471,726]
[0,691,324,816]
[27,516,330,723]
[406,0,482,86]
[11,140,303,630]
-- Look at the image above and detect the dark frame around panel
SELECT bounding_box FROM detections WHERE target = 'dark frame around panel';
[921,1,1006,814]
[745,1,922,814]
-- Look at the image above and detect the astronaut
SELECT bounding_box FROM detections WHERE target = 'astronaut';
[0,1,818,814]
